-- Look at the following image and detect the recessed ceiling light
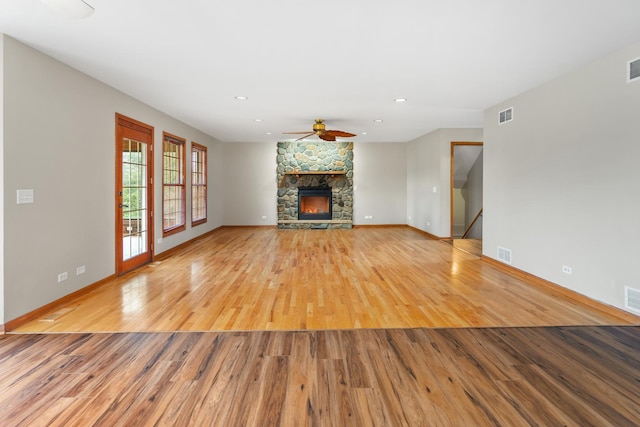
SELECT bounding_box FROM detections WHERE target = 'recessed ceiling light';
[235,96,248,100]
[265,132,272,135]
[373,119,384,123]
[394,98,407,103]
[254,119,263,122]
[361,132,368,135]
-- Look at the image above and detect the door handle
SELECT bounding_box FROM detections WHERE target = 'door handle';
[120,204,129,208]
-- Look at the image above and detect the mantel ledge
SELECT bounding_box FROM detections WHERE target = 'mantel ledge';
[283,170,346,177]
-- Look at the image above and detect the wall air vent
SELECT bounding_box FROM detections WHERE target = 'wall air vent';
[497,246,512,265]
[625,287,640,314]
[498,107,513,125]
[628,57,640,83]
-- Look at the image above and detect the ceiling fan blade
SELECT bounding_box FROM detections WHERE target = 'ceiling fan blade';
[319,133,337,142]
[325,130,357,138]
[295,133,315,141]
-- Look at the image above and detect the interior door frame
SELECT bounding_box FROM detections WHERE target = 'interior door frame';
[115,113,154,275]
[450,141,483,239]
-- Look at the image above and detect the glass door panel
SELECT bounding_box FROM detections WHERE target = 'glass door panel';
[116,114,153,275]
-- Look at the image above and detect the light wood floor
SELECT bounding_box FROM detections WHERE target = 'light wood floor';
[13,227,635,333]
[4,227,640,425]
[449,238,483,256]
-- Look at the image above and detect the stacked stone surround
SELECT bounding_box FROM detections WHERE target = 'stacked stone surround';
[277,141,353,229]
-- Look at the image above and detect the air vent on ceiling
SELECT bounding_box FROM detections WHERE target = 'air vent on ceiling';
[497,246,512,265]
[625,287,640,314]
[628,57,640,83]
[498,107,513,125]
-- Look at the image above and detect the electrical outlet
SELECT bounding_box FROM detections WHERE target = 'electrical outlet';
[77,265,86,275]
[261,215,267,220]
[562,265,572,275]
[58,272,68,283]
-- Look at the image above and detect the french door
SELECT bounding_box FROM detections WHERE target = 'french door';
[115,114,154,275]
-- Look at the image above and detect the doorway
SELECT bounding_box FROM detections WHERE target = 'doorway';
[450,142,483,256]
[115,114,154,275]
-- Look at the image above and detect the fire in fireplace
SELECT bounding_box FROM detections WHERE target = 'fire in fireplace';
[298,187,332,220]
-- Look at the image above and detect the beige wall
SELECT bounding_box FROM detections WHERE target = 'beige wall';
[484,41,640,313]
[2,36,223,322]
[353,143,407,225]
[223,142,278,225]
[407,128,483,237]
[222,142,408,226]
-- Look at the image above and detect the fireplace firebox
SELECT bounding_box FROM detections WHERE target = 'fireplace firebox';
[298,187,332,220]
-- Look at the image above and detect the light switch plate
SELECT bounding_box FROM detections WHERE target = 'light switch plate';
[17,189,34,204]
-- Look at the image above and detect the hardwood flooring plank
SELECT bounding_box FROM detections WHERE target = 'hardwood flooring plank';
[0,327,639,425]
[0,360,87,426]
[281,332,319,427]
[494,378,574,426]
[515,362,615,426]
[484,327,640,426]
[366,343,427,426]
[525,328,640,423]
[252,355,290,426]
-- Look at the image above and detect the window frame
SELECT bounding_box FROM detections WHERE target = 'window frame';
[162,132,186,237]
[191,142,208,227]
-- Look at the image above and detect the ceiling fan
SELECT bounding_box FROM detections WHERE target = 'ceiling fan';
[283,119,356,141]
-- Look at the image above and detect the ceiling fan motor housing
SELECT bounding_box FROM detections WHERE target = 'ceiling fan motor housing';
[313,119,326,134]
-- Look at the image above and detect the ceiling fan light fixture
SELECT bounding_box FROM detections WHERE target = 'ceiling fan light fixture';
[41,0,94,19]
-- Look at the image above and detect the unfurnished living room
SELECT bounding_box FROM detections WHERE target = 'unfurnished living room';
[1,1,640,425]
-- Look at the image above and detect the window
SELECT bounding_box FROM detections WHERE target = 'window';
[191,142,207,226]
[162,132,186,236]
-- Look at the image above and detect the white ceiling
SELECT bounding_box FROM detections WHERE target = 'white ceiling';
[2,0,640,143]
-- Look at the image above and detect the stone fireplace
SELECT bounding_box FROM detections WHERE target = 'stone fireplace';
[277,141,353,229]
